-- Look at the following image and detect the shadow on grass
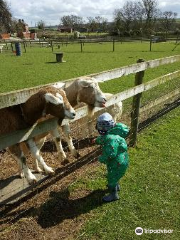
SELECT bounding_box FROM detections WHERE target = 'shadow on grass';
[37,188,106,228]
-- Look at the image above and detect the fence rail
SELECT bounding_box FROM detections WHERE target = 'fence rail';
[0,55,180,150]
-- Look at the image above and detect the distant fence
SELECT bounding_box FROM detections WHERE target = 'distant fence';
[0,39,123,53]
[1,37,178,54]
[0,55,180,150]
[0,37,163,53]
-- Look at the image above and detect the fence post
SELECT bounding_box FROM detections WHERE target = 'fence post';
[113,39,115,52]
[11,43,13,52]
[150,35,154,52]
[129,59,145,147]
[23,41,26,53]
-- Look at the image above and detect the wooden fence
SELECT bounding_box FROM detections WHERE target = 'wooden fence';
[0,37,175,54]
[0,55,180,150]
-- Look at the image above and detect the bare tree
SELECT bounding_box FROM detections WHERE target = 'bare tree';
[37,20,45,30]
[86,17,98,32]
[95,16,108,32]
[0,0,12,32]
[141,0,158,33]
[113,1,144,36]
[113,9,124,35]
[159,11,177,39]
[60,15,84,29]
[113,0,160,36]
[86,16,108,32]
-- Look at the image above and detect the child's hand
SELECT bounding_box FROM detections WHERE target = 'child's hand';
[91,138,96,144]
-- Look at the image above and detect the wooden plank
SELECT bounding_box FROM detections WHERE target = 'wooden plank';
[1,55,180,109]
[91,55,180,82]
[104,70,180,106]
[140,88,180,113]
[0,70,179,150]
[144,70,180,91]
[0,118,59,150]
[0,173,48,205]
[0,85,46,110]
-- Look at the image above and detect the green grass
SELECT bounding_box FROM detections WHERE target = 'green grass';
[0,41,180,94]
[68,106,180,240]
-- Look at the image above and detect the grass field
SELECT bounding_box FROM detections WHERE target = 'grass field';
[0,41,180,94]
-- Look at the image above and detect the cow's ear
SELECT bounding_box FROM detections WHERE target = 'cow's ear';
[44,93,63,105]
[78,79,94,88]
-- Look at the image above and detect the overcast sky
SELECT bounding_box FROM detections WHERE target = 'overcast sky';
[7,0,180,26]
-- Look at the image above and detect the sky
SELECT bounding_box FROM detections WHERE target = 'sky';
[7,0,180,27]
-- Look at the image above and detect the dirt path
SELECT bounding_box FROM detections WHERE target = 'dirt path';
[0,137,101,240]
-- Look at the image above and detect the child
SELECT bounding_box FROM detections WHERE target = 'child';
[94,112,129,202]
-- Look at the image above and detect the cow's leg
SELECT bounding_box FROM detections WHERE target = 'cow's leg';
[50,128,67,162]
[20,140,44,174]
[62,124,79,158]
[27,139,54,175]
[9,144,37,184]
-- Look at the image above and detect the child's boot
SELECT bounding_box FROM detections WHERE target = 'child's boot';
[106,183,120,191]
[116,183,120,191]
[102,186,119,202]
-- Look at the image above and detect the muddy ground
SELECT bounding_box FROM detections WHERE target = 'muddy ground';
[0,134,102,240]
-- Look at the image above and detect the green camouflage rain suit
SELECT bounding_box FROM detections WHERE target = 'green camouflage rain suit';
[95,123,129,188]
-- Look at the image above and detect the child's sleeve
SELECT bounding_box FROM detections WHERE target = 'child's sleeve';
[95,136,108,163]
[118,138,128,151]
[120,123,129,138]
[95,136,103,145]
[114,123,129,138]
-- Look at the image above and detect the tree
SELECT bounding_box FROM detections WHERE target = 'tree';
[94,16,108,32]
[37,20,45,30]
[113,0,160,36]
[60,15,84,29]
[86,17,98,32]
[86,16,108,32]
[113,1,144,36]
[159,11,177,38]
[141,0,159,33]
[0,0,12,32]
